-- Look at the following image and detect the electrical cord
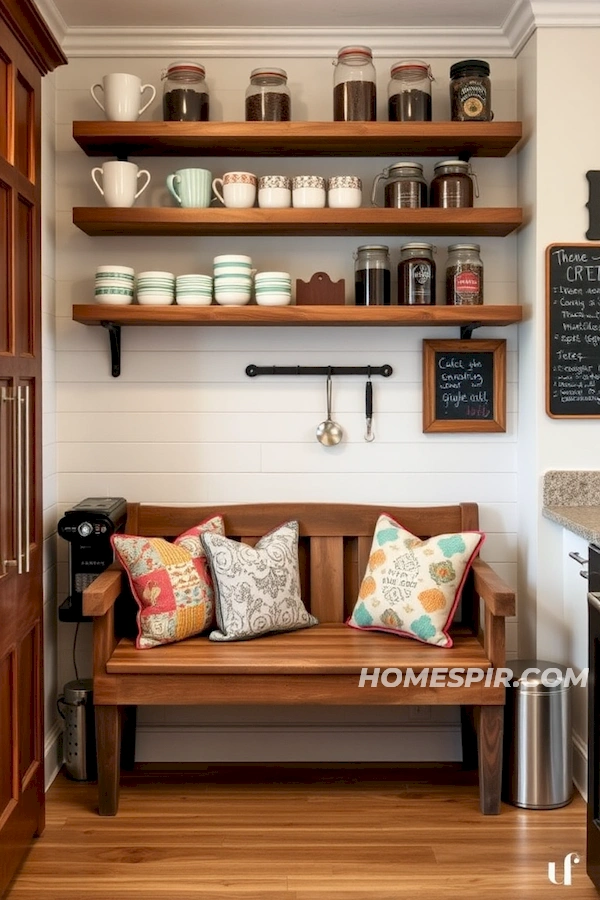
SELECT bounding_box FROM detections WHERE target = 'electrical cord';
[72,620,80,682]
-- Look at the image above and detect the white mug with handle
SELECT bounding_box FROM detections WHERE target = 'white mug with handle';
[91,160,151,208]
[90,73,156,121]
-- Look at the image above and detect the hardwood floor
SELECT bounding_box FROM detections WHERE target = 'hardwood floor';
[6,765,599,899]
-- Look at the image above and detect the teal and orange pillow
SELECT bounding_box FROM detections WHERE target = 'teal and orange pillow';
[347,514,484,648]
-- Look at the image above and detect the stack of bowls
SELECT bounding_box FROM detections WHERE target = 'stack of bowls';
[254,271,292,306]
[176,274,213,306]
[213,254,253,306]
[94,265,134,305]
[136,271,175,306]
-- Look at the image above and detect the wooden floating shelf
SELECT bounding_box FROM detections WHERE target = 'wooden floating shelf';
[73,304,523,328]
[73,207,523,238]
[72,121,522,158]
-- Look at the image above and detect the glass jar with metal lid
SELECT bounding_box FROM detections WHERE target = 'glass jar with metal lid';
[398,242,436,306]
[430,160,479,208]
[245,68,291,121]
[333,46,376,122]
[354,245,391,306]
[371,161,427,208]
[162,60,209,121]
[449,59,492,121]
[446,243,483,305]
[388,59,434,122]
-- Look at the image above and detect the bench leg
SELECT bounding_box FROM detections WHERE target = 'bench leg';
[121,706,137,771]
[96,705,121,816]
[476,705,504,815]
[460,705,478,771]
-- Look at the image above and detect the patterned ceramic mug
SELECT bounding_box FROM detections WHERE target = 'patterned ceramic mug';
[327,175,362,208]
[258,175,292,209]
[292,175,326,208]
[212,171,257,208]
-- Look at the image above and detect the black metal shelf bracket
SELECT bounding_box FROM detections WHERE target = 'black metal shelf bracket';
[459,322,482,340]
[102,321,122,377]
[246,364,393,378]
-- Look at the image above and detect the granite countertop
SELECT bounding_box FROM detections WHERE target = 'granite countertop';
[542,470,600,543]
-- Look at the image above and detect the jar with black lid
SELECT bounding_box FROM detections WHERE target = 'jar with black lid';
[354,245,391,306]
[449,59,492,121]
[245,68,291,121]
[162,60,209,121]
[333,46,376,122]
[398,242,436,306]
[446,243,483,305]
[430,160,479,208]
[371,162,428,209]
[388,59,433,122]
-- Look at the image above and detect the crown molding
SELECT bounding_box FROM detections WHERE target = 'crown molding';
[32,0,67,49]
[503,0,537,55]
[530,0,600,26]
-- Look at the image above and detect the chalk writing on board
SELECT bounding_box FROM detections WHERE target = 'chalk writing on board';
[436,354,492,419]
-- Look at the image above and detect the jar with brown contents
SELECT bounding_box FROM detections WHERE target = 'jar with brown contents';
[398,242,436,306]
[449,59,492,122]
[245,68,291,121]
[446,243,483,305]
[333,46,376,122]
[430,160,479,208]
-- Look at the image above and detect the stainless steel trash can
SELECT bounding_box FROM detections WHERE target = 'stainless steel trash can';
[504,659,572,809]
[58,679,96,781]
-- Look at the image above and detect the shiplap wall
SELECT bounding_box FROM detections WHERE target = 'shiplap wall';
[52,54,519,760]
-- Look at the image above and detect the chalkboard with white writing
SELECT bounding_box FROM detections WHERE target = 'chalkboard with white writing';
[423,339,506,433]
[547,243,600,417]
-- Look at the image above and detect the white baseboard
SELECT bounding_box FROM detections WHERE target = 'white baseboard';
[573,730,588,802]
[135,724,462,763]
[44,720,63,790]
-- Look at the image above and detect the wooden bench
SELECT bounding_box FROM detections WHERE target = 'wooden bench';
[82,502,515,816]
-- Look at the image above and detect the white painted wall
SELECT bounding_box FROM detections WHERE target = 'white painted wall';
[51,54,519,760]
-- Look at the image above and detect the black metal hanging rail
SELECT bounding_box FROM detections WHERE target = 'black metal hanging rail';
[246,364,393,378]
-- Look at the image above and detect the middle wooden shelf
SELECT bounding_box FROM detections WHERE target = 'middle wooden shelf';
[72,206,523,238]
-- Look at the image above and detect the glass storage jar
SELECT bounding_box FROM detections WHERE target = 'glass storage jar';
[430,160,478,208]
[446,243,484,305]
[354,244,391,306]
[398,242,436,306]
[333,46,376,122]
[388,59,433,121]
[449,59,492,121]
[371,161,427,208]
[162,60,209,121]
[245,68,291,121]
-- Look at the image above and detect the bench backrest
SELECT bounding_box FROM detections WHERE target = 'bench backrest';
[124,502,480,632]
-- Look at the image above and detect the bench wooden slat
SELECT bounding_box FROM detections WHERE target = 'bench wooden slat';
[309,536,344,621]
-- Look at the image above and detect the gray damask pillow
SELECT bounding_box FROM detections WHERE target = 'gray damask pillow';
[201,521,318,642]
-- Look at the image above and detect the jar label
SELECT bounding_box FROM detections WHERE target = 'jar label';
[457,80,487,118]
[414,264,430,285]
[454,271,480,297]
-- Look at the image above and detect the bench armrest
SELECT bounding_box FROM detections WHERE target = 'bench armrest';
[472,558,515,618]
[82,565,124,617]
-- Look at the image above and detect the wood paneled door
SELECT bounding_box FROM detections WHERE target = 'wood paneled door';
[0,3,64,896]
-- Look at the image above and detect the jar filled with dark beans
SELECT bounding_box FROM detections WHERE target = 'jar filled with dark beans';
[446,243,484,305]
[388,59,433,122]
[162,60,209,121]
[449,59,492,121]
[371,161,428,209]
[398,242,436,305]
[333,46,376,121]
[430,160,478,208]
[354,244,391,306]
[245,68,291,121]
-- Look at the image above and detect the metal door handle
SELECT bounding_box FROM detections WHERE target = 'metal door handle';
[569,551,587,565]
[23,385,30,573]
[16,386,24,574]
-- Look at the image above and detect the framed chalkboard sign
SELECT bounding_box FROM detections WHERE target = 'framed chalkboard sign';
[423,339,506,433]
[547,243,600,417]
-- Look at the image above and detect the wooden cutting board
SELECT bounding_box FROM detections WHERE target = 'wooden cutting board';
[295,272,345,305]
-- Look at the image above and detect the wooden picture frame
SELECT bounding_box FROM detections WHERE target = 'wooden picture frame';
[423,339,507,433]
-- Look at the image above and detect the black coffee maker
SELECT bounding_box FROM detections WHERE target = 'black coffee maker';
[58,497,127,622]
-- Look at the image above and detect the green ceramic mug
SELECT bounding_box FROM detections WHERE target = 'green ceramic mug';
[166,167,212,208]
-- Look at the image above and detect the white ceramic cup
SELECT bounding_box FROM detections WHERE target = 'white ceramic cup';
[292,176,326,208]
[90,74,156,122]
[258,175,292,209]
[327,175,362,208]
[91,161,151,208]
[212,172,257,208]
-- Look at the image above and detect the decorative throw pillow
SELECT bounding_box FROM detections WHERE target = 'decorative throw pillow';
[348,514,484,648]
[201,521,318,642]
[112,515,224,649]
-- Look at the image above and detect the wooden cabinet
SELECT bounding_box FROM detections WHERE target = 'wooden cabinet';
[0,3,64,895]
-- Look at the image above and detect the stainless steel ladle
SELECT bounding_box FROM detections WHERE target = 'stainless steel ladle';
[316,372,343,446]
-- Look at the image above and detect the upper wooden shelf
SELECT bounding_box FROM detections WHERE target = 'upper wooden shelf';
[73,207,522,238]
[72,121,523,159]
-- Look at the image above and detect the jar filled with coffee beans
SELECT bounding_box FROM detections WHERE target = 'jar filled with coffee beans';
[371,161,428,209]
[388,59,434,122]
[333,46,376,121]
[449,59,492,121]
[430,160,478,208]
[446,243,483,305]
[398,242,436,306]
[162,61,209,121]
[354,245,391,306]
[245,68,291,121]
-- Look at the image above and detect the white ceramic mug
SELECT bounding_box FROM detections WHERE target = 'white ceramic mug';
[327,175,362,208]
[212,171,257,208]
[91,161,151,208]
[258,175,292,209]
[91,74,156,122]
[292,175,326,208]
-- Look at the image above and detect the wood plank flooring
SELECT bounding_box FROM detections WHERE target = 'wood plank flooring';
[6,765,598,899]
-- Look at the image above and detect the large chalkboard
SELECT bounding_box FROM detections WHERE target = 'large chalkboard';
[547,243,600,417]
[423,339,506,433]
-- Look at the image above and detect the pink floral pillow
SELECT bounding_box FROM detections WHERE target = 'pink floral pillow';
[112,515,224,649]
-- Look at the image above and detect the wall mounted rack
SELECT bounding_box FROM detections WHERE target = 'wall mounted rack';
[246,365,393,378]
